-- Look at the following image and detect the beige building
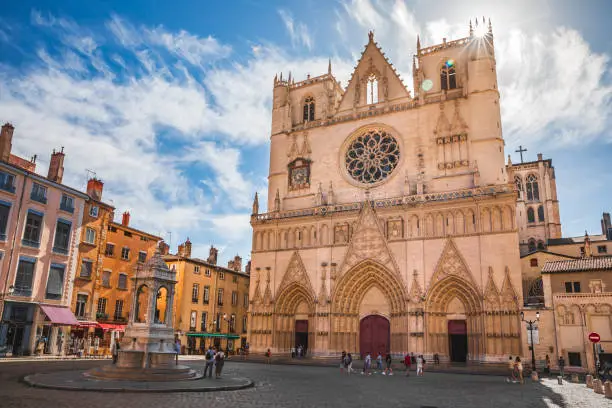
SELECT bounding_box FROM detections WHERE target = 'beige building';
[520,220,612,373]
[507,154,562,255]
[164,242,250,354]
[249,25,528,363]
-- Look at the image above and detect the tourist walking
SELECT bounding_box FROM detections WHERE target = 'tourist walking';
[506,356,517,383]
[340,351,346,374]
[215,348,225,378]
[404,353,411,376]
[204,346,215,378]
[515,357,524,384]
[544,354,551,378]
[111,340,120,364]
[265,348,272,365]
[363,352,372,375]
[345,353,354,375]
[416,354,424,376]
[384,353,393,375]
[558,355,565,378]
[174,337,181,365]
[376,352,383,371]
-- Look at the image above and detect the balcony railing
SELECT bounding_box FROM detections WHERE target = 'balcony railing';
[30,193,47,204]
[22,239,40,248]
[12,286,32,297]
[76,312,92,321]
[59,203,75,213]
[53,246,69,255]
[0,182,15,193]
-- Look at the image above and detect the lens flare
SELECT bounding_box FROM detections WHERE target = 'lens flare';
[445,59,455,68]
[474,23,487,37]
[421,79,433,92]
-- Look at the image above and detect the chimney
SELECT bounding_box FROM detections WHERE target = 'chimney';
[0,123,14,162]
[159,241,170,255]
[87,178,104,201]
[227,260,234,270]
[184,237,192,258]
[47,147,65,183]
[207,246,218,265]
[245,260,251,275]
[177,243,185,257]
[601,212,611,236]
[537,153,543,161]
[122,211,130,227]
[232,255,242,272]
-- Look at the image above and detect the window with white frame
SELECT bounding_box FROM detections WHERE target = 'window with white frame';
[85,227,96,244]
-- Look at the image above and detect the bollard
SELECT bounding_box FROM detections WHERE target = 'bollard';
[557,376,563,385]
[593,379,604,394]
[604,381,612,399]
[571,373,580,383]
[531,371,539,381]
[586,374,593,388]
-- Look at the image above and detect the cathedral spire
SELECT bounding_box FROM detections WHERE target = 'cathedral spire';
[488,18,493,35]
[252,192,259,215]
[328,58,332,75]
[416,35,421,54]
[469,19,473,36]
[328,181,335,205]
[368,30,374,43]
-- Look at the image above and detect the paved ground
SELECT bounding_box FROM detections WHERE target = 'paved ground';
[0,359,608,408]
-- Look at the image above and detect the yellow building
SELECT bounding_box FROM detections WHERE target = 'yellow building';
[164,241,250,355]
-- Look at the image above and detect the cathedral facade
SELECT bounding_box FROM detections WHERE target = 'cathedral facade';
[249,23,529,363]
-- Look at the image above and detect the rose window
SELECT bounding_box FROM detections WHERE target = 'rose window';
[344,129,400,184]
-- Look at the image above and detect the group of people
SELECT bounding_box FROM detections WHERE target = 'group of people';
[290,344,306,359]
[203,345,226,379]
[340,351,428,377]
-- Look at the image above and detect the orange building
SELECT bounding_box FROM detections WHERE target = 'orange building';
[70,179,115,337]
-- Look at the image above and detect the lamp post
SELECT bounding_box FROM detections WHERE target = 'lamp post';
[521,311,540,374]
[222,313,231,354]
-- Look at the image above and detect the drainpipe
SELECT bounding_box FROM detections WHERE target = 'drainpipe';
[0,172,28,328]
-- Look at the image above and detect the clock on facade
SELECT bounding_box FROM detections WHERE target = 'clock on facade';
[288,159,310,189]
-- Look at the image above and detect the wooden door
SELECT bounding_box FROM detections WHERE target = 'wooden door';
[359,315,390,358]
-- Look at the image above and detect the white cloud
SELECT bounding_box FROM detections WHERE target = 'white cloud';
[278,10,313,51]
[497,27,612,146]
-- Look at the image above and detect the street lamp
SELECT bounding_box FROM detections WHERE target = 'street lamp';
[521,311,540,374]
[222,313,232,355]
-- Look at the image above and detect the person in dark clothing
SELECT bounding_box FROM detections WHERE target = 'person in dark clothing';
[558,356,565,378]
[384,353,393,375]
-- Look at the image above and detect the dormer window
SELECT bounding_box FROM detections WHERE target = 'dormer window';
[441,60,457,90]
[366,74,379,104]
[303,96,315,122]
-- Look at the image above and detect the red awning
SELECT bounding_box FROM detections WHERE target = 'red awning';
[75,321,99,328]
[40,305,79,326]
[98,323,126,332]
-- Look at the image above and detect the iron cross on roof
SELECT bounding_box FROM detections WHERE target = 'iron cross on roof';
[515,145,527,163]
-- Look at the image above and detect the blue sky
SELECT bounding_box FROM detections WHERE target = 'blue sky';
[1,0,611,264]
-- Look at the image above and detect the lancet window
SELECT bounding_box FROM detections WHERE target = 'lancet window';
[528,238,537,253]
[366,74,379,104]
[440,63,457,90]
[526,174,539,201]
[527,207,535,223]
[537,205,545,222]
[303,96,315,122]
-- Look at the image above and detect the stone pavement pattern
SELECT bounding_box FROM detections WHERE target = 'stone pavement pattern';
[0,359,607,408]
[539,378,611,408]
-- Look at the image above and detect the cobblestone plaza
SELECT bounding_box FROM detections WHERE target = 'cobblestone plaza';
[0,359,608,408]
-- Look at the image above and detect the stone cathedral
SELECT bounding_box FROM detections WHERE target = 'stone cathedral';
[248,22,560,363]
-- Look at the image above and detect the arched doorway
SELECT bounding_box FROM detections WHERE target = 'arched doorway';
[359,315,389,358]
[273,283,315,353]
[331,260,408,354]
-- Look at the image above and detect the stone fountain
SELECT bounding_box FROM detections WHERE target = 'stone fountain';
[87,248,201,381]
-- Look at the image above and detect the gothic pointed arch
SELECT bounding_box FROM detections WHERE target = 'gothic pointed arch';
[428,239,478,290]
[252,275,263,305]
[483,267,501,309]
[338,201,400,278]
[277,251,315,297]
[337,32,410,111]
[332,259,408,315]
